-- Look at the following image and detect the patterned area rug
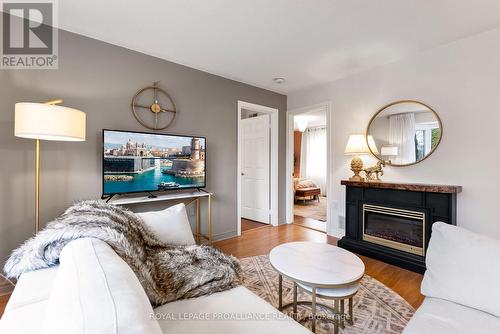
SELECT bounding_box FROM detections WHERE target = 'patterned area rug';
[294,196,327,222]
[240,255,414,334]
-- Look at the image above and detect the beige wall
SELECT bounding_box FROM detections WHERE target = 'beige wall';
[0,26,286,267]
[289,27,500,238]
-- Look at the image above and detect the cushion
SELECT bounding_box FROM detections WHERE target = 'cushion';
[137,203,196,246]
[41,238,162,334]
[153,286,311,334]
[421,222,500,318]
[295,179,317,189]
[403,297,500,334]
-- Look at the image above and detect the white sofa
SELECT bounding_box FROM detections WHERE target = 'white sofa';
[0,238,310,334]
[403,222,500,334]
[0,204,311,334]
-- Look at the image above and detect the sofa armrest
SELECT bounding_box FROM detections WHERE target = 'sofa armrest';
[421,222,500,318]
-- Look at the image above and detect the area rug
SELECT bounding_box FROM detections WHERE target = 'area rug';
[294,196,327,222]
[240,255,414,334]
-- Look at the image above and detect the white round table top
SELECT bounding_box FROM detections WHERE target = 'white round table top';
[269,242,365,288]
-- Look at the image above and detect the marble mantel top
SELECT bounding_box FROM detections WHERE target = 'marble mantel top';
[341,180,462,194]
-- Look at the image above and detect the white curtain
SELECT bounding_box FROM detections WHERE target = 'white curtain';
[389,113,416,164]
[300,127,327,196]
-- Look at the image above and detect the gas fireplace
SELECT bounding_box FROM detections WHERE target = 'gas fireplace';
[338,180,461,273]
[363,204,425,256]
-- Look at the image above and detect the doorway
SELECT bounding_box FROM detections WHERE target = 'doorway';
[286,102,333,234]
[237,101,279,235]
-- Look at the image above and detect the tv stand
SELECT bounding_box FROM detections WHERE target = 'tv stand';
[197,188,209,194]
[101,194,116,203]
[108,190,213,245]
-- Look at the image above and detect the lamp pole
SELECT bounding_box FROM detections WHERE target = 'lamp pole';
[35,138,40,233]
[33,99,64,233]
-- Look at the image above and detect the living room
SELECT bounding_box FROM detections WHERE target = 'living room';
[1,2,499,334]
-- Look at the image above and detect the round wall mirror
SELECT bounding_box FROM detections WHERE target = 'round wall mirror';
[366,100,442,167]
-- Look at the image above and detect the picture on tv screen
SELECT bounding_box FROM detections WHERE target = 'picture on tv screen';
[103,130,206,195]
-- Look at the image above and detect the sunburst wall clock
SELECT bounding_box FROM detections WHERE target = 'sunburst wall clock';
[131,81,177,130]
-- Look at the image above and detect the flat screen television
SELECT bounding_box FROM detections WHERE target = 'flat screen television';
[102,129,206,195]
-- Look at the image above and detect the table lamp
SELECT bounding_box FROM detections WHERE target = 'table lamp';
[15,100,86,232]
[344,134,374,181]
[381,145,398,164]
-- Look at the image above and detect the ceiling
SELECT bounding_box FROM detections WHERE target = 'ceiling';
[294,108,327,130]
[51,1,500,93]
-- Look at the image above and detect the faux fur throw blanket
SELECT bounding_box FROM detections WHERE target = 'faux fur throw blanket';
[4,200,241,306]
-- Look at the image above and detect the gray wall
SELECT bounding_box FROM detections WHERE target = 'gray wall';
[0,28,287,267]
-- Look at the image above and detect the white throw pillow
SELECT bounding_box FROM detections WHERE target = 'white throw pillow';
[137,203,196,246]
[42,238,162,334]
[421,222,500,318]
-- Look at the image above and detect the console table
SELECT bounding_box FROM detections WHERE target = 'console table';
[110,190,213,245]
[338,180,461,273]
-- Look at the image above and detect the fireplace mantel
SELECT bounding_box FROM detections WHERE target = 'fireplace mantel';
[340,180,462,194]
[338,180,461,273]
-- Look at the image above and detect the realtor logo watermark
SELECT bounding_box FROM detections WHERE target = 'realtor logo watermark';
[1,0,58,69]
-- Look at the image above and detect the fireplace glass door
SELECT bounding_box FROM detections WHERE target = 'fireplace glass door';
[362,204,425,256]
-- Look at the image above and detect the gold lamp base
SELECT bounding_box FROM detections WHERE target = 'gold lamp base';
[349,155,365,182]
[35,139,40,233]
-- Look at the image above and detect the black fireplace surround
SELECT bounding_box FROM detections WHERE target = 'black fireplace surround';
[338,181,461,273]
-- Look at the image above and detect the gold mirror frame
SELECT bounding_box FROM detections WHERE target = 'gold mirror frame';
[365,100,443,167]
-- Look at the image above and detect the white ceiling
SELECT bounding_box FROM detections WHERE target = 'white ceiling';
[52,1,500,93]
[294,108,327,130]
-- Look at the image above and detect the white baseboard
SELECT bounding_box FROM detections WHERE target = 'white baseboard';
[212,230,238,242]
[327,227,345,239]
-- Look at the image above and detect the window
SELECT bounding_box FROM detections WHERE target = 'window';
[415,122,440,160]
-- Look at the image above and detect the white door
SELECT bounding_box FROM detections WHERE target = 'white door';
[241,114,270,224]
[286,114,295,224]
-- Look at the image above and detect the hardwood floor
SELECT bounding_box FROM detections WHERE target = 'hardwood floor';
[0,275,15,318]
[0,224,424,319]
[293,215,327,233]
[241,218,268,232]
[293,196,327,232]
[0,295,10,318]
[215,224,424,309]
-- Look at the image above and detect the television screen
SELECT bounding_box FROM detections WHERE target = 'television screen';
[102,130,206,195]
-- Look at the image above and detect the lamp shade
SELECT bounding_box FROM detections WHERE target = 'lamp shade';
[366,135,379,155]
[15,103,86,141]
[381,145,398,156]
[344,134,370,155]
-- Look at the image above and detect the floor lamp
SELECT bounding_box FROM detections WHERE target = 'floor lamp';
[15,100,86,233]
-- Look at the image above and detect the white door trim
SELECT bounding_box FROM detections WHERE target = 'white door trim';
[237,101,279,236]
[286,102,338,236]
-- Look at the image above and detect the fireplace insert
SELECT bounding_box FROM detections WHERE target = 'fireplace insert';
[362,204,425,256]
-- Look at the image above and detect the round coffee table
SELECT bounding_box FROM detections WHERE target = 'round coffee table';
[269,242,365,333]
